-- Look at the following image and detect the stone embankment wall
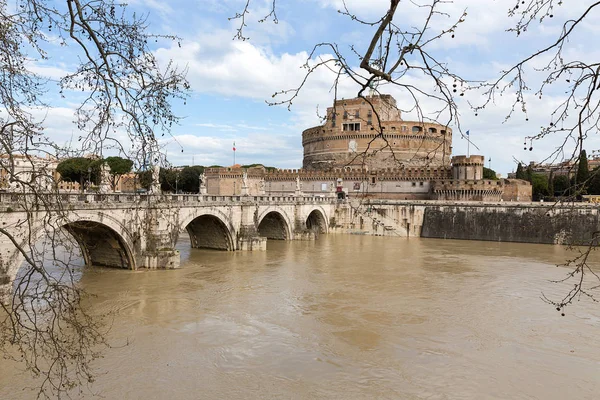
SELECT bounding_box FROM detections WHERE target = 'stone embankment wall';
[334,200,600,245]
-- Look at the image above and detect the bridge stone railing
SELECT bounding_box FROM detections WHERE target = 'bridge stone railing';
[0,192,337,209]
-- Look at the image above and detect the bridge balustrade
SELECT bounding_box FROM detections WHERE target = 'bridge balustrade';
[0,192,337,208]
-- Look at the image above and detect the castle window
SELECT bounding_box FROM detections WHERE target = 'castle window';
[412,182,416,187]
[332,120,336,128]
[371,177,376,184]
[441,130,446,134]
[401,126,408,132]
[343,123,361,131]
[412,126,423,133]
[419,182,424,186]
[391,126,396,130]
[428,127,437,133]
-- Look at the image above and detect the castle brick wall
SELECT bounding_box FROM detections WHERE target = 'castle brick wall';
[501,179,532,202]
[302,94,452,171]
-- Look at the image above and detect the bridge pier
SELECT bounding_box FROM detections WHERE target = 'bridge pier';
[238,204,266,250]
[292,218,316,240]
[142,209,180,269]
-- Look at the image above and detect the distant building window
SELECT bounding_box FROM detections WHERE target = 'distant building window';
[355,110,360,118]
[343,111,348,119]
[401,126,408,132]
[419,182,424,186]
[371,176,376,184]
[412,182,416,187]
[342,123,361,132]
[367,110,372,117]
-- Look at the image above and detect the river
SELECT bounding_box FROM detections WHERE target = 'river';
[1,235,599,399]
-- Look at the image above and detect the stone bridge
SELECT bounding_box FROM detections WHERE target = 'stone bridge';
[0,192,336,301]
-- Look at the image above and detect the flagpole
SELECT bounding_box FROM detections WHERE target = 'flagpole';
[466,130,470,157]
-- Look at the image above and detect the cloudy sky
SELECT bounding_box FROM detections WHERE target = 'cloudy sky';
[30,0,600,175]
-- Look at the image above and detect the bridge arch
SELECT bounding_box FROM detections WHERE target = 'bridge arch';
[181,210,235,251]
[257,209,292,240]
[306,207,328,234]
[7,212,137,284]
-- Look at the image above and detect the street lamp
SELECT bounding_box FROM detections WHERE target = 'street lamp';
[175,175,178,194]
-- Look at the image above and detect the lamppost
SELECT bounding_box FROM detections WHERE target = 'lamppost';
[175,175,179,194]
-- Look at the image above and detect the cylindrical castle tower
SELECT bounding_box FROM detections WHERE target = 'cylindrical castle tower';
[302,94,452,171]
[451,155,484,180]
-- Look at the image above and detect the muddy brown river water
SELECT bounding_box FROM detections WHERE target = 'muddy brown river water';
[1,235,599,399]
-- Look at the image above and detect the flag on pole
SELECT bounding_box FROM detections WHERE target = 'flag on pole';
[233,141,236,151]
[466,130,470,136]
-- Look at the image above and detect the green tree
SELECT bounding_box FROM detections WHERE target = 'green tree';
[137,170,153,191]
[483,167,498,180]
[178,166,204,193]
[160,168,179,192]
[576,149,589,191]
[587,168,600,195]
[515,163,526,180]
[531,173,549,200]
[525,165,533,183]
[56,157,100,191]
[104,156,134,191]
[552,175,570,197]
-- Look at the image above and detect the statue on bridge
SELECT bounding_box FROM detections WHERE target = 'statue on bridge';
[99,162,111,193]
[199,172,207,194]
[295,175,303,196]
[241,170,249,196]
[150,165,161,194]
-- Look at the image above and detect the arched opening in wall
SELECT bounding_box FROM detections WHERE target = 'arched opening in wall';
[257,212,289,240]
[412,126,423,133]
[185,215,234,250]
[64,221,134,269]
[12,221,134,298]
[306,210,327,234]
